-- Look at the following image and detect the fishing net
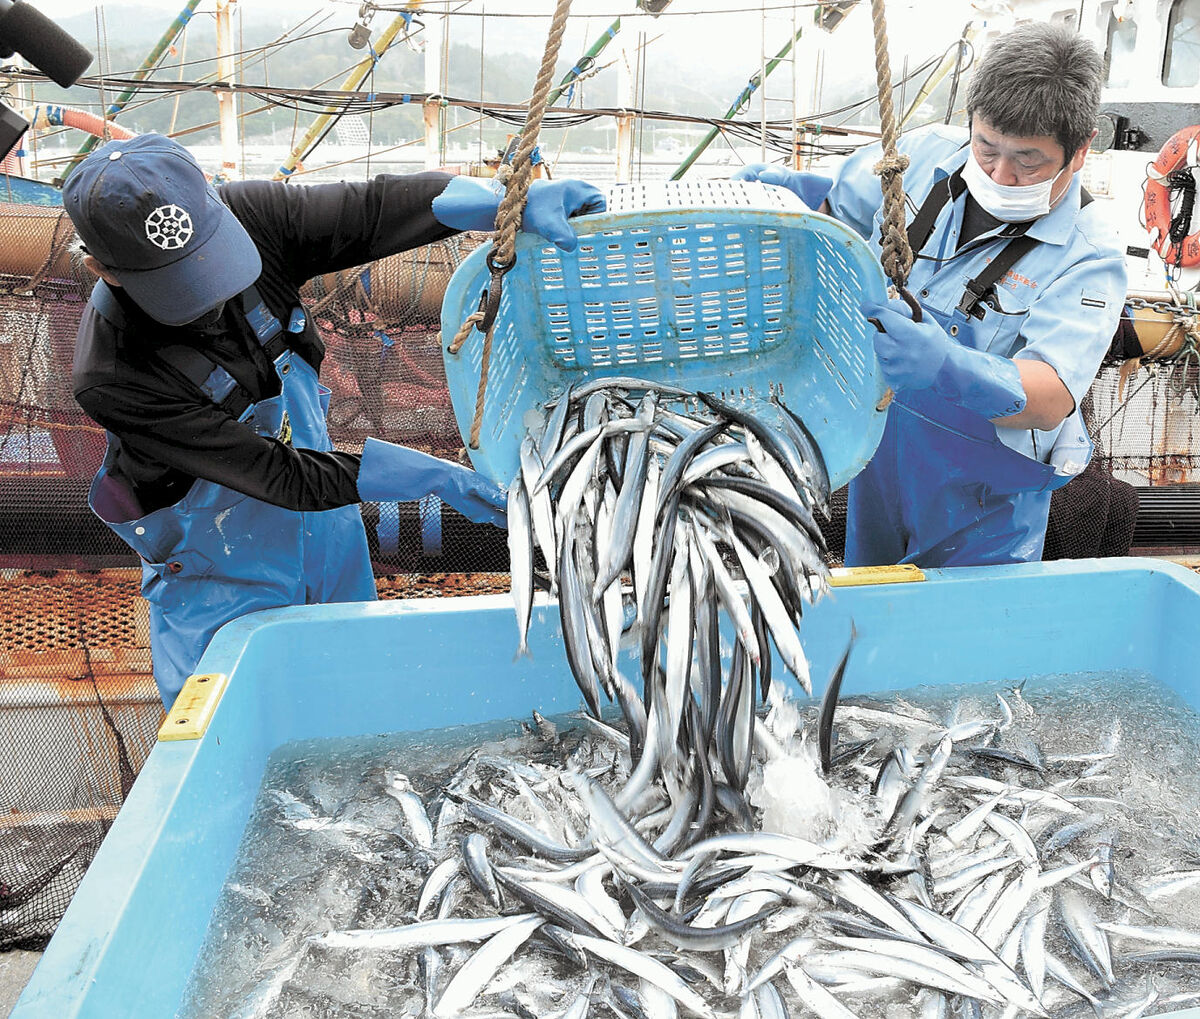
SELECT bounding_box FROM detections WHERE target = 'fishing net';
[1043,388,1141,561]
[1062,331,1200,556]
[0,569,156,949]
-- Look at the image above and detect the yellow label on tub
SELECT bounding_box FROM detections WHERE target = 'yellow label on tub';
[158,672,229,741]
[828,564,926,587]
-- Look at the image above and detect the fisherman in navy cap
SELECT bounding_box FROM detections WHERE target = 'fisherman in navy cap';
[65,133,604,707]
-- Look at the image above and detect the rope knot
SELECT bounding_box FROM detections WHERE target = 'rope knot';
[872,152,910,182]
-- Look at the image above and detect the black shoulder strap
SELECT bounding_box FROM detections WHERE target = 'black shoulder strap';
[906,167,967,254]
[239,284,291,363]
[906,162,1091,248]
[956,234,1040,317]
[156,344,259,420]
[905,165,1024,318]
[957,185,1093,318]
[155,284,288,420]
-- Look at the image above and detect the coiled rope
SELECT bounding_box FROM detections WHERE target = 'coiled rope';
[867,0,920,411]
[868,0,915,298]
[446,0,574,450]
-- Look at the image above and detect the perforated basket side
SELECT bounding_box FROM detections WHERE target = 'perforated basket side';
[605,179,808,214]
[442,191,888,489]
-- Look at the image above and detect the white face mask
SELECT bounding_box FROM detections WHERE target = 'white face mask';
[961,148,1071,223]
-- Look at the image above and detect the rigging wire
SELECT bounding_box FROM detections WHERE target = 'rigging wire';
[285,115,487,178]
[29,46,931,133]
[53,22,402,146]
[942,32,973,124]
[14,14,345,124]
[361,1,849,17]
[71,18,344,82]
[238,2,246,176]
[168,13,189,135]
[94,6,110,143]
[11,6,949,172]
[477,1,485,161]
[12,6,938,136]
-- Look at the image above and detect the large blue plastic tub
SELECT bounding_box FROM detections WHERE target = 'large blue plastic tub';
[14,558,1200,1018]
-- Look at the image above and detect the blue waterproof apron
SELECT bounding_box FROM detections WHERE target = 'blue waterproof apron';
[845,299,1068,569]
[88,283,376,706]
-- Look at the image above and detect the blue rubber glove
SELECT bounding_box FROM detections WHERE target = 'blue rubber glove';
[357,437,507,528]
[522,178,606,251]
[431,176,605,252]
[731,163,833,210]
[862,297,1028,419]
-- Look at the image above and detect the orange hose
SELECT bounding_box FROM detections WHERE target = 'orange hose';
[25,104,138,142]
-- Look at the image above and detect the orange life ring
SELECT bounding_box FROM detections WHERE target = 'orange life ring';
[1144,124,1200,268]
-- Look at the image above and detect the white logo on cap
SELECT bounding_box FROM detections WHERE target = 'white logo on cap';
[144,204,194,250]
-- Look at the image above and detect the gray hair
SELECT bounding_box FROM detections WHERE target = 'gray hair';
[965,22,1102,158]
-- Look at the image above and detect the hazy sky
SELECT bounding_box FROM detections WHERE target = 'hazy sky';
[37,0,983,138]
[41,0,971,61]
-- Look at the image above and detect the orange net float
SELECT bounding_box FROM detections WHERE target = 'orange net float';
[1144,124,1200,269]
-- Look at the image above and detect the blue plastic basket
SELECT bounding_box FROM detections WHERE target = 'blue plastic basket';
[441,179,890,489]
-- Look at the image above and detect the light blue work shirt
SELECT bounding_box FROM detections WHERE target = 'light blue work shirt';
[827,124,1127,566]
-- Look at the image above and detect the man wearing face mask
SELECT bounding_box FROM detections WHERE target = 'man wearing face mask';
[735,23,1126,567]
[65,133,605,707]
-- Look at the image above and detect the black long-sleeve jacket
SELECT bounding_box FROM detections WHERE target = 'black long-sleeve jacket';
[72,172,456,515]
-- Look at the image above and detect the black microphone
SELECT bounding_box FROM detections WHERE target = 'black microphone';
[0,0,93,87]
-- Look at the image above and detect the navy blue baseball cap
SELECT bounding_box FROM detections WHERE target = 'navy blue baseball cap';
[63,134,261,327]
